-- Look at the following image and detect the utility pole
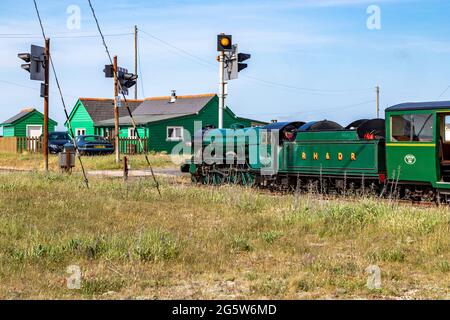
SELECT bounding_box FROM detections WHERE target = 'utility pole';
[376,86,380,118]
[218,50,225,129]
[43,38,50,171]
[113,55,120,164]
[134,25,138,100]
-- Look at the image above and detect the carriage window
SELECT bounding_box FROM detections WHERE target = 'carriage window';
[445,116,450,142]
[391,114,433,142]
[412,114,433,142]
[391,115,412,141]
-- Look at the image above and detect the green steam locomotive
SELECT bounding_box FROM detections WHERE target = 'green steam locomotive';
[181,101,450,202]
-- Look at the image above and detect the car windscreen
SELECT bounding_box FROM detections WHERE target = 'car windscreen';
[83,136,108,142]
[49,133,70,140]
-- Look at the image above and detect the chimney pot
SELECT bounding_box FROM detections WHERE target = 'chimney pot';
[170,90,177,103]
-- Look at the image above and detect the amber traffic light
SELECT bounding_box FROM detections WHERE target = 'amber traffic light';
[217,34,232,52]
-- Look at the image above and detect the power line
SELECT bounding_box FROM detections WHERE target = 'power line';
[240,99,375,117]
[437,85,450,99]
[139,28,373,95]
[140,29,215,69]
[33,0,89,188]
[87,0,161,197]
[0,33,133,39]
[0,80,78,99]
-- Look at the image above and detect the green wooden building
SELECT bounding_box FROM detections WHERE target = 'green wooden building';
[0,108,57,137]
[66,93,265,152]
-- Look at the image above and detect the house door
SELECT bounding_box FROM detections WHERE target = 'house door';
[27,125,42,137]
[27,125,42,152]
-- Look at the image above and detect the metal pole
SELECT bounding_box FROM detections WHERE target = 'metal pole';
[43,38,50,171]
[114,55,120,164]
[376,86,380,118]
[134,25,138,100]
[218,51,225,129]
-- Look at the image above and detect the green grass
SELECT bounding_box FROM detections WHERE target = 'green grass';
[0,172,449,299]
[0,152,176,171]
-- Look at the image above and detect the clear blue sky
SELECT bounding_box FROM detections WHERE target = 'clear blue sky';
[1,0,450,130]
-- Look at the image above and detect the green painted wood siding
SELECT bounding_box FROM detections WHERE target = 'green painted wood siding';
[68,101,95,136]
[66,96,258,153]
[5,112,56,137]
[145,97,254,152]
[2,126,15,137]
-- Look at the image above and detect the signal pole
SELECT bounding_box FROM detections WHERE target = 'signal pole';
[376,86,380,118]
[134,25,138,100]
[216,34,250,129]
[218,50,225,129]
[43,38,50,171]
[114,55,120,164]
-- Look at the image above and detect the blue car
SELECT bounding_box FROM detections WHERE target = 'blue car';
[65,135,114,155]
[47,131,71,154]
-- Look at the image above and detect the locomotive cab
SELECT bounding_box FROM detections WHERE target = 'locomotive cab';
[385,101,450,191]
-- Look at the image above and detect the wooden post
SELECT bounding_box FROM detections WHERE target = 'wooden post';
[123,156,129,182]
[43,38,50,171]
[114,55,120,164]
[65,150,71,173]
[376,86,380,119]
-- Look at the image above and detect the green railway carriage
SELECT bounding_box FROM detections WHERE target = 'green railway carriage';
[385,101,450,192]
[184,100,450,202]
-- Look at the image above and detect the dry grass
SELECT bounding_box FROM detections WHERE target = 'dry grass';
[0,172,449,299]
[0,152,176,171]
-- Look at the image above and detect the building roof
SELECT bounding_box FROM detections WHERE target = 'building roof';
[386,101,450,112]
[1,108,57,126]
[134,94,215,116]
[74,94,265,127]
[97,114,193,126]
[79,98,144,124]
[95,94,216,126]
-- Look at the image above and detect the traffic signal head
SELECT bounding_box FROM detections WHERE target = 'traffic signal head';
[18,53,31,63]
[238,53,251,62]
[18,45,45,81]
[117,70,138,95]
[237,63,248,72]
[237,52,251,72]
[103,64,114,78]
[120,72,138,89]
[217,34,232,52]
[30,45,45,81]
[123,73,138,82]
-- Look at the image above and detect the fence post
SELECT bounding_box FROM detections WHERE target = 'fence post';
[123,156,129,182]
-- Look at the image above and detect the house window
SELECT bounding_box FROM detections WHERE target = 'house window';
[128,128,137,139]
[76,128,86,136]
[167,126,183,141]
